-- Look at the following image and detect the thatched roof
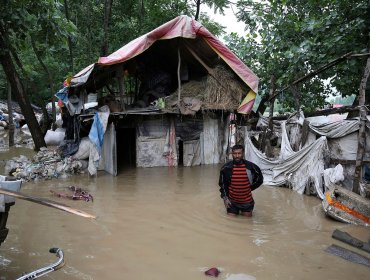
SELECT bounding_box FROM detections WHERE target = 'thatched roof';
[165,65,247,111]
[66,16,259,116]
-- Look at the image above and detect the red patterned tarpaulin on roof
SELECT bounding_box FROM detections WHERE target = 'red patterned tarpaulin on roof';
[71,15,259,95]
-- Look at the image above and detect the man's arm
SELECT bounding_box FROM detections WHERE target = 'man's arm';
[219,168,232,208]
[218,169,227,199]
[250,163,264,191]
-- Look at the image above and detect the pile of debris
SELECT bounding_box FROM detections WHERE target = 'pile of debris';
[5,147,88,181]
[0,100,42,129]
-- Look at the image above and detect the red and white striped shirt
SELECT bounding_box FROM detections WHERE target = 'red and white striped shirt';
[229,163,253,204]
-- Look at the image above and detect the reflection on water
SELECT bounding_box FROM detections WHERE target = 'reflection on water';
[225,273,256,280]
[0,153,369,279]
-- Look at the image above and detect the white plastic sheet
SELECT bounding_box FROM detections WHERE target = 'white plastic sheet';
[44,129,65,146]
[183,140,201,166]
[323,164,344,191]
[309,119,359,138]
[249,112,366,198]
[245,129,328,199]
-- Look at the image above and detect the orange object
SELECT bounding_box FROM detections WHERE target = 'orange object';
[325,192,370,224]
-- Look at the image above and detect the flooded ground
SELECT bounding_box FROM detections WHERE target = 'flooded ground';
[0,148,369,280]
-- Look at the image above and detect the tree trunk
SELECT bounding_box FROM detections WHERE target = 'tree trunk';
[87,7,93,61]
[256,95,268,117]
[0,33,46,150]
[63,0,74,73]
[7,82,15,147]
[100,0,113,56]
[139,0,145,18]
[352,57,370,194]
[289,84,301,112]
[195,0,201,20]
[30,38,56,129]
[265,75,276,157]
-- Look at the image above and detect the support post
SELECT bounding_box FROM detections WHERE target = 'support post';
[353,57,370,194]
[117,65,126,111]
[289,83,302,151]
[265,75,276,157]
[177,47,181,104]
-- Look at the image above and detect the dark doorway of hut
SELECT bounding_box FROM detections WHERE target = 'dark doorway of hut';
[178,140,184,166]
[116,127,136,171]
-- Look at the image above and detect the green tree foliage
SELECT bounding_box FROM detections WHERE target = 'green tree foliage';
[0,0,76,104]
[0,0,227,104]
[67,0,227,64]
[225,0,370,113]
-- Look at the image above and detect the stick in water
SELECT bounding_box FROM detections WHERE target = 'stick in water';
[0,188,96,219]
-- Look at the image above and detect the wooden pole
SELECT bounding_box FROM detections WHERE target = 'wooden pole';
[184,43,232,93]
[265,75,276,157]
[117,65,126,111]
[289,83,302,151]
[353,57,370,194]
[177,47,181,104]
[0,188,96,219]
[7,82,15,147]
[332,229,370,254]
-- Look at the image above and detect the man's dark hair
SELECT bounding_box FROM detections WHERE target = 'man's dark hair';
[231,144,244,151]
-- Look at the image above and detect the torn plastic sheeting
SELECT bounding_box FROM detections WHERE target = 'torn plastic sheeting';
[88,105,110,154]
[245,130,328,199]
[323,164,344,191]
[137,137,171,167]
[309,119,360,138]
[183,140,201,166]
[278,121,295,160]
[273,136,327,198]
[256,113,281,132]
[328,132,359,160]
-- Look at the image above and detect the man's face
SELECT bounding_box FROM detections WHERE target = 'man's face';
[232,149,244,163]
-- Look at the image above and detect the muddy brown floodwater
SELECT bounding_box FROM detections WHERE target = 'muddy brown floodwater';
[0,148,369,280]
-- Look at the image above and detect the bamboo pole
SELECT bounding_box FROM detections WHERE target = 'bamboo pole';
[0,189,96,219]
[353,57,370,194]
[117,65,126,111]
[177,47,181,104]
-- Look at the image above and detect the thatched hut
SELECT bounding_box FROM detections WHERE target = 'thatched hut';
[58,15,259,175]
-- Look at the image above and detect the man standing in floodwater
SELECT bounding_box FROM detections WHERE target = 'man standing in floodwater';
[219,144,263,217]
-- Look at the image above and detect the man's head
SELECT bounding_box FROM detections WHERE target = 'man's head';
[231,144,244,163]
